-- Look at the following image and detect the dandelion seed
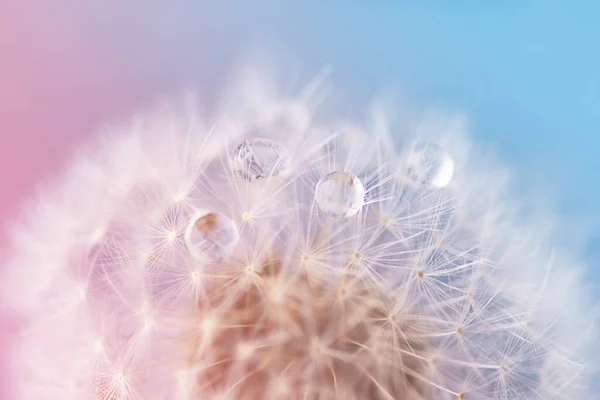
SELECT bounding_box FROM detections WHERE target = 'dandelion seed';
[167,231,178,242]
[89,228,106,244]
[173,192,187,203]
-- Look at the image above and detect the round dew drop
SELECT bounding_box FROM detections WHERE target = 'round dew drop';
[406,143,454,188]
[232,138,288,181]
[315,171,365,218]
[185,211,239,261]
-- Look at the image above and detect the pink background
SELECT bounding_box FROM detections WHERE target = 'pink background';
[0,1,253,231]
[0,3,260,397]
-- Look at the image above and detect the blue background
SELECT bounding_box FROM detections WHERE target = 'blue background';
[140,0,600,278]
[2,0,599,276]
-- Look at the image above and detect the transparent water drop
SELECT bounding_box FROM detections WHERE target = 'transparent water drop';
[405,143,454,188]
[232,138,288,181]
[315,171,365,218]
[185,211,239,261]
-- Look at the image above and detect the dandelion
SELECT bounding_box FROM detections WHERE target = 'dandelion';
[1,63,597,400]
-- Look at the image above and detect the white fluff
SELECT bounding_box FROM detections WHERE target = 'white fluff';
[1,61,597,400]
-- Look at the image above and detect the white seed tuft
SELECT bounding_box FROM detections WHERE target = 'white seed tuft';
[1,62,598,400]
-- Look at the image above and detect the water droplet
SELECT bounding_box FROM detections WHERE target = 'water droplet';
[406,143,454,188]
[232,138,288,181]
[185,211,239,261]
[315,171,365,218]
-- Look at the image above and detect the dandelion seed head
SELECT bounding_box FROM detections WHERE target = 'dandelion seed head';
[1,62,598,400]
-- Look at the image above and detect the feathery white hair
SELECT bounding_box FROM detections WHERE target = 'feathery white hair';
[1,62,597,400]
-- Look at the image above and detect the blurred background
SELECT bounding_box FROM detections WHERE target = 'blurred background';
[1,0,598,266]
[0,3,598,393]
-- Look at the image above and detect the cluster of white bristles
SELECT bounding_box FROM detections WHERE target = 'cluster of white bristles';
[1,64,598,400]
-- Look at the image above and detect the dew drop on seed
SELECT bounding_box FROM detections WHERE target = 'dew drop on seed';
[232,138,288,181]
[315,171,365,218]
[406,143,454,188]
[185,211,239,261]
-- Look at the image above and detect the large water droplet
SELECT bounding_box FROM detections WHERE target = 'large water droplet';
[315,171,365,218]
[406,143,454,188]
[232,138,288,181]
[185,211,239,261]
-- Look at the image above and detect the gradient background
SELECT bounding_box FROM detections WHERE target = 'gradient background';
[1,1,599,398]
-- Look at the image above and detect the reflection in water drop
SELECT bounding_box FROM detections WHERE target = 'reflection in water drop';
[315,171,365,218]
[232,138,288,181]
[185,211,239,261]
